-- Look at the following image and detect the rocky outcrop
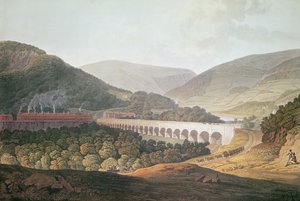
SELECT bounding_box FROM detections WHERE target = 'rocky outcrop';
[195,174,221,184]
[262,127,289,145]
[0,41,45,73]
[261,95,300,146]
[276,126,300,166]
[23,173,74,192]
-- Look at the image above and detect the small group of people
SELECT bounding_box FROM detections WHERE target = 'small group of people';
[286,149,298,166]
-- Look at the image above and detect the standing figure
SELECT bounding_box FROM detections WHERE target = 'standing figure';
[291,152,298,164]
[285,149,293,166]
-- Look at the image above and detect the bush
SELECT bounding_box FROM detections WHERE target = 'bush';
[0,124,210,172]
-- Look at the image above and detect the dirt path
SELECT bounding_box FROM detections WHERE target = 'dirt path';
[243,129,262,151]
[188,129,300,186]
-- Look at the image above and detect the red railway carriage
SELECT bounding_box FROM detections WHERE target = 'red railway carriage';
[16,113,92,121]
[0,114,13,121]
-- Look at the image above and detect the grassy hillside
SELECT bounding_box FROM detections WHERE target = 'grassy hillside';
[0,41,131,113]
[166,49,300,118]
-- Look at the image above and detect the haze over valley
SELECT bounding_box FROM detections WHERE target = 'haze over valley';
[81,60,196,95]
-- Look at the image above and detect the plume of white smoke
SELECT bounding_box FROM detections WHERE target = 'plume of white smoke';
[18,103,27,113]
[50,90,66,113]
[27,90,67,113]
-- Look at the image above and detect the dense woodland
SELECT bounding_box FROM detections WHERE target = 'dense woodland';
[123,91,176,116]
[261,94,300,144]
[0,123,210,172]
[0,41,130,114]
[141,105,224,123]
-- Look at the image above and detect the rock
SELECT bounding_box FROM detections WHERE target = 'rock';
[195,175,205,182]
[211,174,221,183]
[23,173,57,190]
[199,174,221,184]
[23,173,74,192]
[56,175,74,192]
[202,176,213,183]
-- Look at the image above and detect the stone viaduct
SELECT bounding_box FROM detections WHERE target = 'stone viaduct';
[97,118,242,145]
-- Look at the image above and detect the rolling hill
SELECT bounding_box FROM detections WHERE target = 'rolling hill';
[81,60,196,95]
[0,41,131,114]
[166,49,300,118]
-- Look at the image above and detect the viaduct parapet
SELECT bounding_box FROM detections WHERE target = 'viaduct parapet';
[97,118,242,145]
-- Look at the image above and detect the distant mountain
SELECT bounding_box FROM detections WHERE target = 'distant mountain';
[81,60,196,94]
[166,49,300,118]
[0,41,131,113]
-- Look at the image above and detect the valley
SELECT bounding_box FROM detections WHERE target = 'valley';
[0,41,300,201]
[81,60,196,95]
[1,1,300,200]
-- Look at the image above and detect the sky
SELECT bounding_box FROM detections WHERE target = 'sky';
[0,0,300,73]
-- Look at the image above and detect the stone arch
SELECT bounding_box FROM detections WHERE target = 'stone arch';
[144,126,149,135]
[139,126,143,134]
[149,126,154,135]
[135,126,139,133]
[166,128,172,138]
[181,129,189,140]
[199,131,209,143]
[173,129,180,139]
[128,125,132,130]
[160,128,166,137]
[190,130,198,142]
[211,132,222,145]
[154,127,159,136]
